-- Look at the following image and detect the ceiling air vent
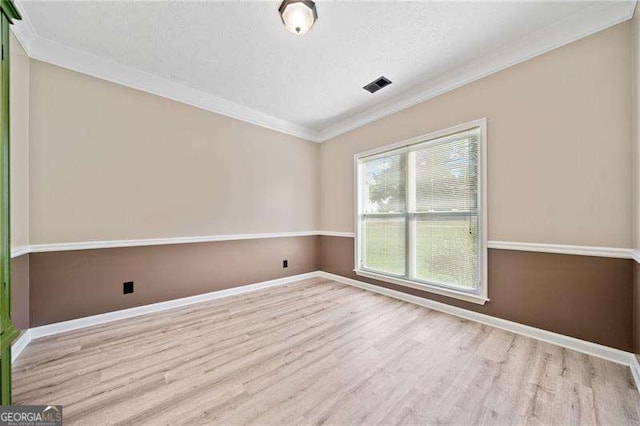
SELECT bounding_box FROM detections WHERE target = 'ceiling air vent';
[363,76,392,94]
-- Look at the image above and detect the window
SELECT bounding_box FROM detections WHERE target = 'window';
[355,119,487,304]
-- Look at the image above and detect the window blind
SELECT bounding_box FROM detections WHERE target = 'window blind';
[414,128,479,288]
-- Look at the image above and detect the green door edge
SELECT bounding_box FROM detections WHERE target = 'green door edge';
[0,0,20,405]
[0,1,19,23]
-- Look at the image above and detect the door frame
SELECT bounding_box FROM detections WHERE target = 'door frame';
[0,0,21,405]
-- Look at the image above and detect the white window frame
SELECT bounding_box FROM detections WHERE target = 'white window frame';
[354,118,488,305]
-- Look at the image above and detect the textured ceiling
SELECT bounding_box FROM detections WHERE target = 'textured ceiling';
[17,1,631,138]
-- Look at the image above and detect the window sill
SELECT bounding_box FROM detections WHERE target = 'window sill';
[353,269,489,305]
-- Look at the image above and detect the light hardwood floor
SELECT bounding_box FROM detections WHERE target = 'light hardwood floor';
[13,277,640,425]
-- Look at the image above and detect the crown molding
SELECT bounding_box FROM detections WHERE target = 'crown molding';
[28,38,323,142]
[318,1,637,142]
[9,0,636,143]
[9,0,322,142]
[9,0,35,55]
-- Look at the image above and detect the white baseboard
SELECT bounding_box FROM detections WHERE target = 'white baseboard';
[12,270,640,395]
[317,272,638,374]
[11,329,32,362]
[28,271,318,340]
[631,355,640,394]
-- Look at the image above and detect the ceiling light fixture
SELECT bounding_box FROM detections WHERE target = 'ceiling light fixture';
[279,0,317,35]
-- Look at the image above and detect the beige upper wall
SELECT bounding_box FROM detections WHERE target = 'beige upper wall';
[10,32,29,249]
[29,60,319,244]
[320,22,633,248]
[22,19,637,247]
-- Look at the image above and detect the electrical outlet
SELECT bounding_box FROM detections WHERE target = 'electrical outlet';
[123,281,134,294]
[283,260,288,268]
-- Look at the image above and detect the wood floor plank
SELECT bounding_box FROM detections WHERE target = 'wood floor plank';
[13,278,640,425]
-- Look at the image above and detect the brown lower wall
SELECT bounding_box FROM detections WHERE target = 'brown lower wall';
[20,234,638,353]
[11,254,29,330]
[320,235,634,352]
[29,236,319,326]
[634,261,640,354]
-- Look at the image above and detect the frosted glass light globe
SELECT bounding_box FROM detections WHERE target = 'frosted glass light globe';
[279,0,317,35]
